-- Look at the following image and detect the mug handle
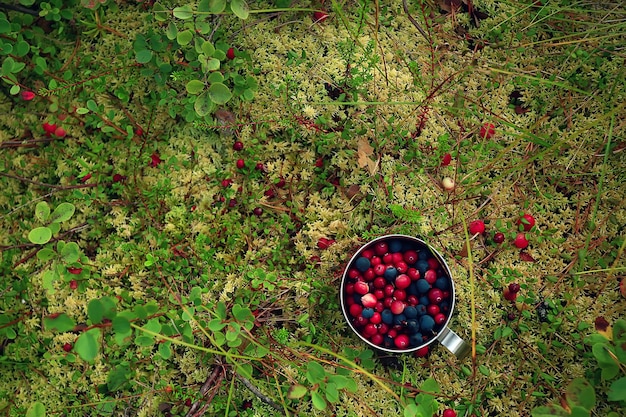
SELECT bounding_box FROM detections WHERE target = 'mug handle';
[438,327,471,359]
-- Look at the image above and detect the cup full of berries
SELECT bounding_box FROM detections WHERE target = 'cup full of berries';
[340,235,470,358]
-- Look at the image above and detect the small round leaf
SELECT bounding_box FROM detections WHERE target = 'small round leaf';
[176,29,193,46]
[209,82,232,105]
[35,201,50,222]
[186,79,205,94]
[50,202,75,223]
[135,49,153,64]
[194,90,215,116]
[173,5,194,20]
[75,328,100,362]
[230,0,249,19]
[28,227,52,244]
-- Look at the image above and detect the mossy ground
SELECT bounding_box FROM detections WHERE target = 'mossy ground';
[0,1,625,416]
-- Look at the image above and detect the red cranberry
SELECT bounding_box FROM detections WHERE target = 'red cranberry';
[370,333,383,345]
[221,179,232,187]
[370,312,382,324]
[407,268,420,280]
[427,304,440,315]
[382,253,393,264]
[373,289,384,300]
[313,10,329,22]
[62,343,73,352]
[361,249,374,259]
[427,258,439,270]
[443,409,457,417]
[348,269,361,279]
[349,304,363,318]
[513,233,529,249]
[363,323,378,337]
[508,283,521,293]
[384,284,395,297]
[276,177,286,188]
[424,269,437,284]
[345,283,354,295]
[394,334,410,349]
[441,153,452,166]
[428,289,444,304]
[370,256,382,266]
[434,313,447,325]
[391,252,404,264]
[480,122,496,139]
[493,232,505,244]
[394,274,411,290]
[255,163,265,172]
[383,297,393,308]
[374,242,388,256]
[393,289,407,301]
[361,293,377,308]
[403,250,418,264]
[407,295,419,305]
[233,141,244,151]
[353,281,369,295]
[469,220,486,235]
[390,300,405,315]
[373,277,386,289]
[363,268,375,281]
[517,213,536,231]
[414,346,429,357]
[252,207,263,216]
[236,159,245,169]
[69,280,78,290]
[226,47,235,60]
[395,261,408,273]
[373,263,386,276]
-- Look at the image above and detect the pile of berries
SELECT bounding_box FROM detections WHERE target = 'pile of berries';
[342,237,454,351]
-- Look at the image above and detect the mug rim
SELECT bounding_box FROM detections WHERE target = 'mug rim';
[340,234,457,353]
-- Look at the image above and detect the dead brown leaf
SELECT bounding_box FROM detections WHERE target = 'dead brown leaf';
[357,137,379,175]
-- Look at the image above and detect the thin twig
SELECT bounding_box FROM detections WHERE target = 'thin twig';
[233,370,285,415]
[0,172,99,190]
[0,2,38,16]
[402,0,429,42]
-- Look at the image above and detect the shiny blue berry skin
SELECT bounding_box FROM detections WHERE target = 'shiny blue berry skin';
[419,315,435,333]
[435,277,450,290]
[409,333,424,346]
[394,313,407,325]
[389,240,403,253]
[415,304,427,316]
[416,260,429,274]
[381,309,394,324]
[416,279,430,294]
[383,267,398,282]
[440,300,451,313]
[355,257,371,272]
[418,250,430,261]
[419,295,430,306]
[362,308,374,319]
[406,319,420,333]
[404,306,417,319]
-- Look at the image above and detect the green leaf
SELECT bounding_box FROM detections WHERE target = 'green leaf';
[325,382,339,403]
[60,242,80,264]
[135,335,154,347]
[404,404,419,417]
[328,374,350,389]
[612,319,626,363]
[207,0,226,13]
[165,22,178,40]
[570,406,591,417]
[49,202,75,223]
[592,343,620,380]
[107,363,131,391]
[232,304,253,322]
[28,227,52,244]
[43,313,76,332]
[287,384,307,399]
[201,41,215,56]
[10,84,20,95]
[421,377,440,393]
[112,316,131,334]
[158,340,172,359]
[14,40,29,57]
[566,378,595,410]
[201,56,220,72]
[230,0,249,19]
[608,376,626,402]
[207,71,224,83]
[75,328,101,362]
[306,361,326,384]
[531,404,570,417]
[311,390,327,410]
[26,402,46,417]
[153,2,168,21]
[186,79,205,94]
[209,82,232,105]
[194,90,214,117]
[135,49,153,64]
[176,29,193,46]
[37,248,56,261]
[88,299,105,324]
[0,19,11,35]
[173,5,194,19]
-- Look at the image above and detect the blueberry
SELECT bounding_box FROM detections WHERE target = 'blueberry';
[389,239,403,253]
[409,333,423,346]
[435,277,450,291]
[404,306,417,319]
[354,256,371,272]
[418,250,430,261]
[384,335,394,349]
[419,315,435,333]
[362,308,374,319]
[406,319,420,333]
[419,295,430,306]
[383,267,398,282]
[353,294,362,304]
[416,279,430,294]
[407,282,419,296]
[415,304,427,316]
[381,309,394,325]
[416,260,429,275]
[393,313,407,325]
[440,300,451,313]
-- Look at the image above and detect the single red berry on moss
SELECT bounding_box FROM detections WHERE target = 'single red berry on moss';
[493,232,505,244]
[517,213,536,231]
[135,127,144,137]
[442,409,457,417]
[21,91,35,101]
[228,198,237,207]
[112,173,126,183]
[221,179,232,187]
[69,280,78,290]
[441,153,452,166]
[233,141,244,151]
[81,173,92,183]
[43,122,57,135]
[253,207,263,216]
[226,47,235,60]
[149,152,162,167]
[513,233,529,249]
[276,177,286,188]
[54,126,67,138]
[185,399,192,407]
[255,162,265,172]
[508,283,521,293]
[479,123,496,139]
[313,10,329,22]
[62,343,73,352]
[264,188,275,197]
[469,220,486,235]
[414,345,429,357]
[317,237,334,249]
[503,287,518,302]
[315,157,324,168]
[67,267,82,275]
[236,158,245,169]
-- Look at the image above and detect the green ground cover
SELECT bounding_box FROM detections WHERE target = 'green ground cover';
[0,0,625,416]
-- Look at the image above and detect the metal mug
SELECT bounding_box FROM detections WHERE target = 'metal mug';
[340,234,470,358]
